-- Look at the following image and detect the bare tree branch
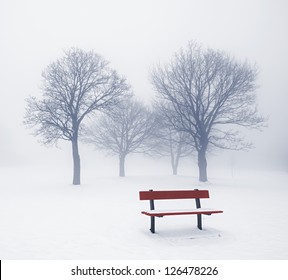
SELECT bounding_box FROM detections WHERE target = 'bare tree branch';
[24,48,130,184]
[82,98,158,177]
[151,41,267,181]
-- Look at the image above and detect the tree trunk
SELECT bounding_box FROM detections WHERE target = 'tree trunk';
[119,154,126,177]
[72,138,81,185]
[171,152,177,175]
[172,164,178,175]
[198,149,208,182]
[171,154,180,175]
[170,141,182,175]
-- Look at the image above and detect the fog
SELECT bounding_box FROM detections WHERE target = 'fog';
[1,0,288,173]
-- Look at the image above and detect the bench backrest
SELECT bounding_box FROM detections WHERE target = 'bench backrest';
[139,189,210,200]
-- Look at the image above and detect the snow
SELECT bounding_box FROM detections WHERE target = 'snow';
[142,208,223,215]
[1,163,288,260]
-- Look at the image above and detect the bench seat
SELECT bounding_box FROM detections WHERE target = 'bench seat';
[141,208,223,217]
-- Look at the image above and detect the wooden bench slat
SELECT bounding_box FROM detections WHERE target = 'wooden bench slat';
[141,208,223,217]
[139,190,210,200]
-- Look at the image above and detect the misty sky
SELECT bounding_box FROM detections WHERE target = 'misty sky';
[0,0,287,169]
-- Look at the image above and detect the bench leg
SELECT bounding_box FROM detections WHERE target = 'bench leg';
[150,216,155,233]
[197,214,202,230]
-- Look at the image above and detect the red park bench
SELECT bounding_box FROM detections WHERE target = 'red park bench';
[139,189,223,233]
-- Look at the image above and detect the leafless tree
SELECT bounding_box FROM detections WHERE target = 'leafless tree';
[158,128,193,175]
[149,107,194,175]
[24,48,129,185]
[82,99,158,177]
[151,42,266,182]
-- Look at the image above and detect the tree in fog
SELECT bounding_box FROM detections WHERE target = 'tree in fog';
[156,128,193,175]
[151,42,266,182]
[150,108,194,175]
[83,99,158,177]
[24,48,129,185]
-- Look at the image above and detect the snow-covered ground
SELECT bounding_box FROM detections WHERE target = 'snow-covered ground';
[1,161,288,260]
